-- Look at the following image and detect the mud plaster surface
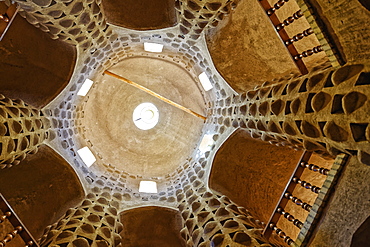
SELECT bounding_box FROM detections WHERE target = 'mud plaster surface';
[0,2,76,109]
[0,145,84,239]
[82,57,205,178]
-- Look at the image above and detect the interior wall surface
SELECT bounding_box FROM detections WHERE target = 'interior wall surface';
[0,145,85,239]
[101,0,177,30]
[119,206,185,247]
[0,2,77,109]
[209,129,302,223]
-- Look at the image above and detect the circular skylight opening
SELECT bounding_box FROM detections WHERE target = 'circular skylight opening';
[133,103,159,130]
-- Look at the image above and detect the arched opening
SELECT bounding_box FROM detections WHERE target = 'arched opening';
[210,129,334,239]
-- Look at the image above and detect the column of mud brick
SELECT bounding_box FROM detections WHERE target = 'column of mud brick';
[174,158,278,247]
[38,177,122,247]
[14,0,108,50]
[175,0,240,40]
[227,64,370,166]
[0,94,49,169]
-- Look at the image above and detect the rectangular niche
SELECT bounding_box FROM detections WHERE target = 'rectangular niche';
[77,79,94,96]
[139,181,158,193]
[144,43,164,53]
[198,72,213,91]
[77,146,96,167]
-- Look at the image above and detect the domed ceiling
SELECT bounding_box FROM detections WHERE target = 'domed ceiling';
[34,0,326,192]
[81,56,206,177]
[2,0,370,245]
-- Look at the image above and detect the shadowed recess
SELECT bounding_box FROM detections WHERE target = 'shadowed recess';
[0,3,76,109]
[0,145,84,239]
[119,206,185,247]
[358,0,370,11]
[351,216,370,247]
[209,129,302,223]
[101,0,177,30]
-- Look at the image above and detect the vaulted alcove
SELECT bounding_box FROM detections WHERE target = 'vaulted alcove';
[101,0,177,30]
[0,2,77,109]
[0,145,84,239]
[119,206,185,247]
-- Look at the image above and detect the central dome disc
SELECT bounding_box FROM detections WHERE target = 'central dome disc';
[133,103,159,130]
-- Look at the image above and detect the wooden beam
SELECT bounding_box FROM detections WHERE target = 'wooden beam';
[104,70,207,121]
[0,3,19,41]
[0,193,39,246]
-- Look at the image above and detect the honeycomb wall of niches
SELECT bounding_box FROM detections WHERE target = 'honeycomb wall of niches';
[38,170,278,247]
[43,102,99,187]
[43,29,233,176]
[217,64,370,165]
[208,61,332,125]
[176,0,240,40]
[0,95,49,168]
[38,132,278,247]
[167,151,290,246]
[14,0,239,48]
[15,0,108,49]
[34,157,281,247]
[108,145,275,246]
[85,161,180,207]
[13,0,239,106]
[39,188,122,247]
